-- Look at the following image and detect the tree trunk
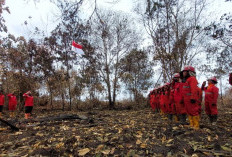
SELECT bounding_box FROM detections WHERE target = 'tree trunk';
[106,80,113,109]
[62,91,65,111]
[68,79,72,111]
[48,85,53,110]
[112,69,118,108]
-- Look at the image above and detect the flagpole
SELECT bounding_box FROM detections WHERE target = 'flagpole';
[65,50,72,111]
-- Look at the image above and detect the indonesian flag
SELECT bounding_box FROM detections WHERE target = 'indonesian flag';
[72,41,84,55]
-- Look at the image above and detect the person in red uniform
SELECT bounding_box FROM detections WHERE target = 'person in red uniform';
[172,73,182,122]
[229,73,232,85]
[180,65,200,130]
[201,76,219,125]
[164,83,173,121]
[23,91,34,119]
[8,92,17,118]
[0,90,5,118]
[159,86,167,119]
[169,82,175,121]
[178,74,188,125]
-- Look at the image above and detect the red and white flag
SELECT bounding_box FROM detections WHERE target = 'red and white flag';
[72,41,84,55]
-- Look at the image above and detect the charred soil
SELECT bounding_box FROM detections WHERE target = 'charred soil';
[0,108,232,156]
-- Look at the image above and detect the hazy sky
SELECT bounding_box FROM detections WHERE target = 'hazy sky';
[3,0,232,38]
[3,0,135,38]
[2,0,232,95]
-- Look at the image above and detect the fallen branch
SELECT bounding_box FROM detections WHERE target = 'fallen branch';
[0,118,19,131]
[19,114,89,124]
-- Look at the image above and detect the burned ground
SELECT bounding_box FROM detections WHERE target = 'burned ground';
[0,108,232,156]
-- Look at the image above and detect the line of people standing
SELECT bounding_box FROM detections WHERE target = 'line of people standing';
[149,65,221,130]
[0,91,34,119]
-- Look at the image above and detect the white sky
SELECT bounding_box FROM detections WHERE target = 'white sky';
[3,0,231,36]
[3,0,231,41]
[2,0,136,38]
[2,0,232,97]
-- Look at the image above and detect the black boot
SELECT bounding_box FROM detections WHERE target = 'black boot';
[212,115,218,125]
[209,115,214,123]
[168,114,173,121]
[177,115,181,123]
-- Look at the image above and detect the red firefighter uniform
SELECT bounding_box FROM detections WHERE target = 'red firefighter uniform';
[0,94,4,106]
[165,90,171,114]
[172,76,184,122]
[181,65,200,130]
[8,94,17,111]
[169,87,175,115]
[203,83,219,115]
[182,76,199,116]
[153,91,158,112]
[0,93,4,117]
[163,83,173,121]
[202,76,219,124]
[23,93,34,107]
[171,73,180,115]
[23,92,34,119]
[174,82,183,114]
[159,88,166,115]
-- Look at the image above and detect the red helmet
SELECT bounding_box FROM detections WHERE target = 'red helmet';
[208,76,217,83]
[183,65,195,73]
[173,73,180,78]
[164,82,171,86]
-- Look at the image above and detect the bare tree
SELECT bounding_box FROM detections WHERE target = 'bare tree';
[137,0,207,82]
[46,0,87,110]
[0,0,10,87]
[119,49,154,104]
[204,12,232,74]
[89,10,141,108]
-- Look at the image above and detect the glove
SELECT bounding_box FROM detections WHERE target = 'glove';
[180,100,184,104]
[202,81,206,87]
[201,81,206,90]
[190,99,196,104]
[212,104,216,106]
